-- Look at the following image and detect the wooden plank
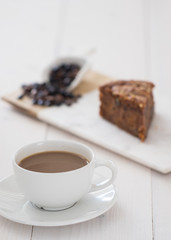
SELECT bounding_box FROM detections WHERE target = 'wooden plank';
[32,125,152,240]
[0,0,63,238]
[152,171,171,240]
[0,218,32,240]
[59,0,148,80]
[149,0,171,239]
[0,101,46,178]
[2,70,112,117]
[0,101,45,238]
[0,0,158,239]
[0,0,64,96]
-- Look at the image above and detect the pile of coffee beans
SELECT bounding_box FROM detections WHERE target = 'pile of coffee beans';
[49,63,80,88]
[18,63,81,106]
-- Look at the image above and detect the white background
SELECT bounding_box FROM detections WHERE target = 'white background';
[0,0,171,239]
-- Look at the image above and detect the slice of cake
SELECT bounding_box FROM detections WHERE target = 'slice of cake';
[99,80,155,141]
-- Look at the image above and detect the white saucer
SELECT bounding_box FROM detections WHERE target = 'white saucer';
[0,173,117,226]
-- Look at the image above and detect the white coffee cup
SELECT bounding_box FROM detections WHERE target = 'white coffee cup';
[13,140,117,211]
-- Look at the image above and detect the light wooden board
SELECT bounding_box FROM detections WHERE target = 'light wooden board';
[37,90,171,173]
[150,0,171,239]
[2,71,171,173]
[2,70,112,117]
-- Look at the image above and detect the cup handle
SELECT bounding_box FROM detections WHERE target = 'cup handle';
[90,160,117,192]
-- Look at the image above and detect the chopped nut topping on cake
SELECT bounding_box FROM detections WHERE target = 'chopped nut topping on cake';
[99,80,155,141]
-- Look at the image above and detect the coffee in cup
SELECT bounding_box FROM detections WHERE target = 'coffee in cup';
[13,140,117,211]
[18,151,89,173]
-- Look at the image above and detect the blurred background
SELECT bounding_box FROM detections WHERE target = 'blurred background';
[0,2,171,238]
[0,0,171,96]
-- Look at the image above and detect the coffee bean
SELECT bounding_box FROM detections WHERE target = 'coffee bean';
[48,86,56,94]
[55,101,62,106]
[37,99,44,105]
[64,77,71,86]
[40,90,49,97]
[37,91,44,97]
[63,92,74,98]
[18,63,81,107]
[32,99,38,105]
[18,94,25,99]
[30,89,37,96]
[33,83,40,89]
[44,100,52,106]
[65,99,74,106]
[54,94,64,102]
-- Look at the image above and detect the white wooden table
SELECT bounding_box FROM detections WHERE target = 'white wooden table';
[0,0,171,239]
